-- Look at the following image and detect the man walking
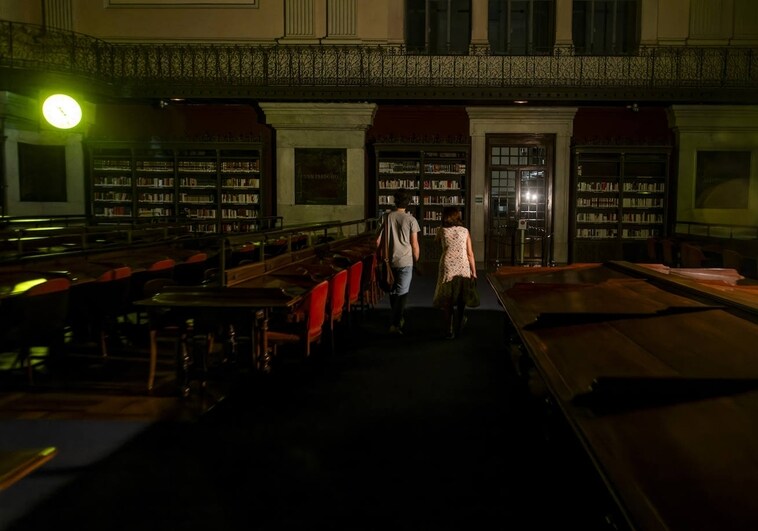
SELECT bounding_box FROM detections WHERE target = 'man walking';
[377,189,420,335]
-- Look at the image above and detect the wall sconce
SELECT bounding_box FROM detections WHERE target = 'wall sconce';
[42,94,82,129]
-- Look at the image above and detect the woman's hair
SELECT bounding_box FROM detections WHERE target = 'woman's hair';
[441,206,463,227]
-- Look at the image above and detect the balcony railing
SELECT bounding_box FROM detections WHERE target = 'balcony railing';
[1,20,756,102]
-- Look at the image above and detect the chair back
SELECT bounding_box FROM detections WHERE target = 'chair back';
[26,277,70,296]
[679,243,706,268]
[346,260,363,307]
[142,277,177,299]
[721,249,743,269]
[306,280,330,341]
[148,258,176,272]
[130,259,176,303]
[328,269,348,326]
[646,237,659,263]
[185,252,208,264]
[173,255,208,286]
[660,238,677,267]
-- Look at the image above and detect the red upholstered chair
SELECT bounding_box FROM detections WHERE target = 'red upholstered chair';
[69,266,133,358]
[326,269,348,354]
[345,260,363,325]
[265,280,329,359]
[130,258,176,325]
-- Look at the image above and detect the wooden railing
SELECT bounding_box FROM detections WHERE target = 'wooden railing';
[675,221,758,240]
[219,218,379,285]
[0,215,288,263]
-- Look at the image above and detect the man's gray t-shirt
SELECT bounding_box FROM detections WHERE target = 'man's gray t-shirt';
[384,210,420,268]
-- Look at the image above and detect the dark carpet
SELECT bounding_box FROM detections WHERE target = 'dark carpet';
[4,286,617,530]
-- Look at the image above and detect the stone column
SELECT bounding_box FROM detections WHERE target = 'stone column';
[554,0,574,54]
[469,0,490,54]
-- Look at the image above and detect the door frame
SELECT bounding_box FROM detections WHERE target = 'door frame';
[484,133,555,268]
[466,106,577,268]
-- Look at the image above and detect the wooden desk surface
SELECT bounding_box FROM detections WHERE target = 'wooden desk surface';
[134,286,301,309]
[487,263,758,531]
[0,447,57,490]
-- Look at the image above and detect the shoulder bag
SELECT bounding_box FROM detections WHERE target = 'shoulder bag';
[377,214,395,293]
[464,277,481,308]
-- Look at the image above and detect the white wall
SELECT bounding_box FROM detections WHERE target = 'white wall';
[4,128,86,217]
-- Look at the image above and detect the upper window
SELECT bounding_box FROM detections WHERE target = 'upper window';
[572,0,639,55]
[406,0,472,54]
[488,0,555,55]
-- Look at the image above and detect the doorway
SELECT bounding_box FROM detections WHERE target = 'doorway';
[486,134,554,268]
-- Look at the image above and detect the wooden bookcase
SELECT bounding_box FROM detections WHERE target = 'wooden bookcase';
[374,143,469,264]
[88,142,264,233]
[571,146,670,263]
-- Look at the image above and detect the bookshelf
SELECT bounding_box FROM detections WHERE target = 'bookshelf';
[374,144,469,264]
[571,146,670,263]
[88,142,264,233]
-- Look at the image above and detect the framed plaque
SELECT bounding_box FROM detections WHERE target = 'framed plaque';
[295,148,347,205]
[695,150,751,209]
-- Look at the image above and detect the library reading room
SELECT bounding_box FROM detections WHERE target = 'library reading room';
[1,2,758,530]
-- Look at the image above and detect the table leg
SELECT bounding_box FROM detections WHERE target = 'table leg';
[252,309,271,373]
[176,326,191,398]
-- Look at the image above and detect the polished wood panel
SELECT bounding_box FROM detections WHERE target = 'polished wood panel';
[0,447,57,490]
[488,262,758,531]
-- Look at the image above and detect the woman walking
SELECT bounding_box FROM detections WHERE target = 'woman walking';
[433,206,477,339]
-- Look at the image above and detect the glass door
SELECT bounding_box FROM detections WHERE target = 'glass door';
[486,134,554,268]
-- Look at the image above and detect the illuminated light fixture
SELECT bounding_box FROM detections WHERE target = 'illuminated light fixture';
[42,94,82,129]
[513,100,528,104]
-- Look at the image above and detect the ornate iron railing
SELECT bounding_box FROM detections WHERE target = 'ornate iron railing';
[1,20,756,102]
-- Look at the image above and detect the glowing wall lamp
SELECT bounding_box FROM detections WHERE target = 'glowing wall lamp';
[42,94,82,129]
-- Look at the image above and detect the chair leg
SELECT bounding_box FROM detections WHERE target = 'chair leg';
[100,330,109,359]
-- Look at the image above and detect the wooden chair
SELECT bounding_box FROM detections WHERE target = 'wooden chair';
[660,238,678,267]
[326,269,348,355]
[722,249,745,274]
[265,280,329,359]
[68,266,133,358]
[679,242,707,268]
[141,278,194,392]
[130,259,176,325]
[345,260,364,325]
[645,237,660,263]
[2,278,71,384]
[172,252,208,286]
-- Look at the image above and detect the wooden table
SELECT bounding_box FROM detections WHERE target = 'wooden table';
[487,262,758,531]
[134,286,303,395]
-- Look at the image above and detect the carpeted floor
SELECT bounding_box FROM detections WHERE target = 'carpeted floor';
[1,272,620,530]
